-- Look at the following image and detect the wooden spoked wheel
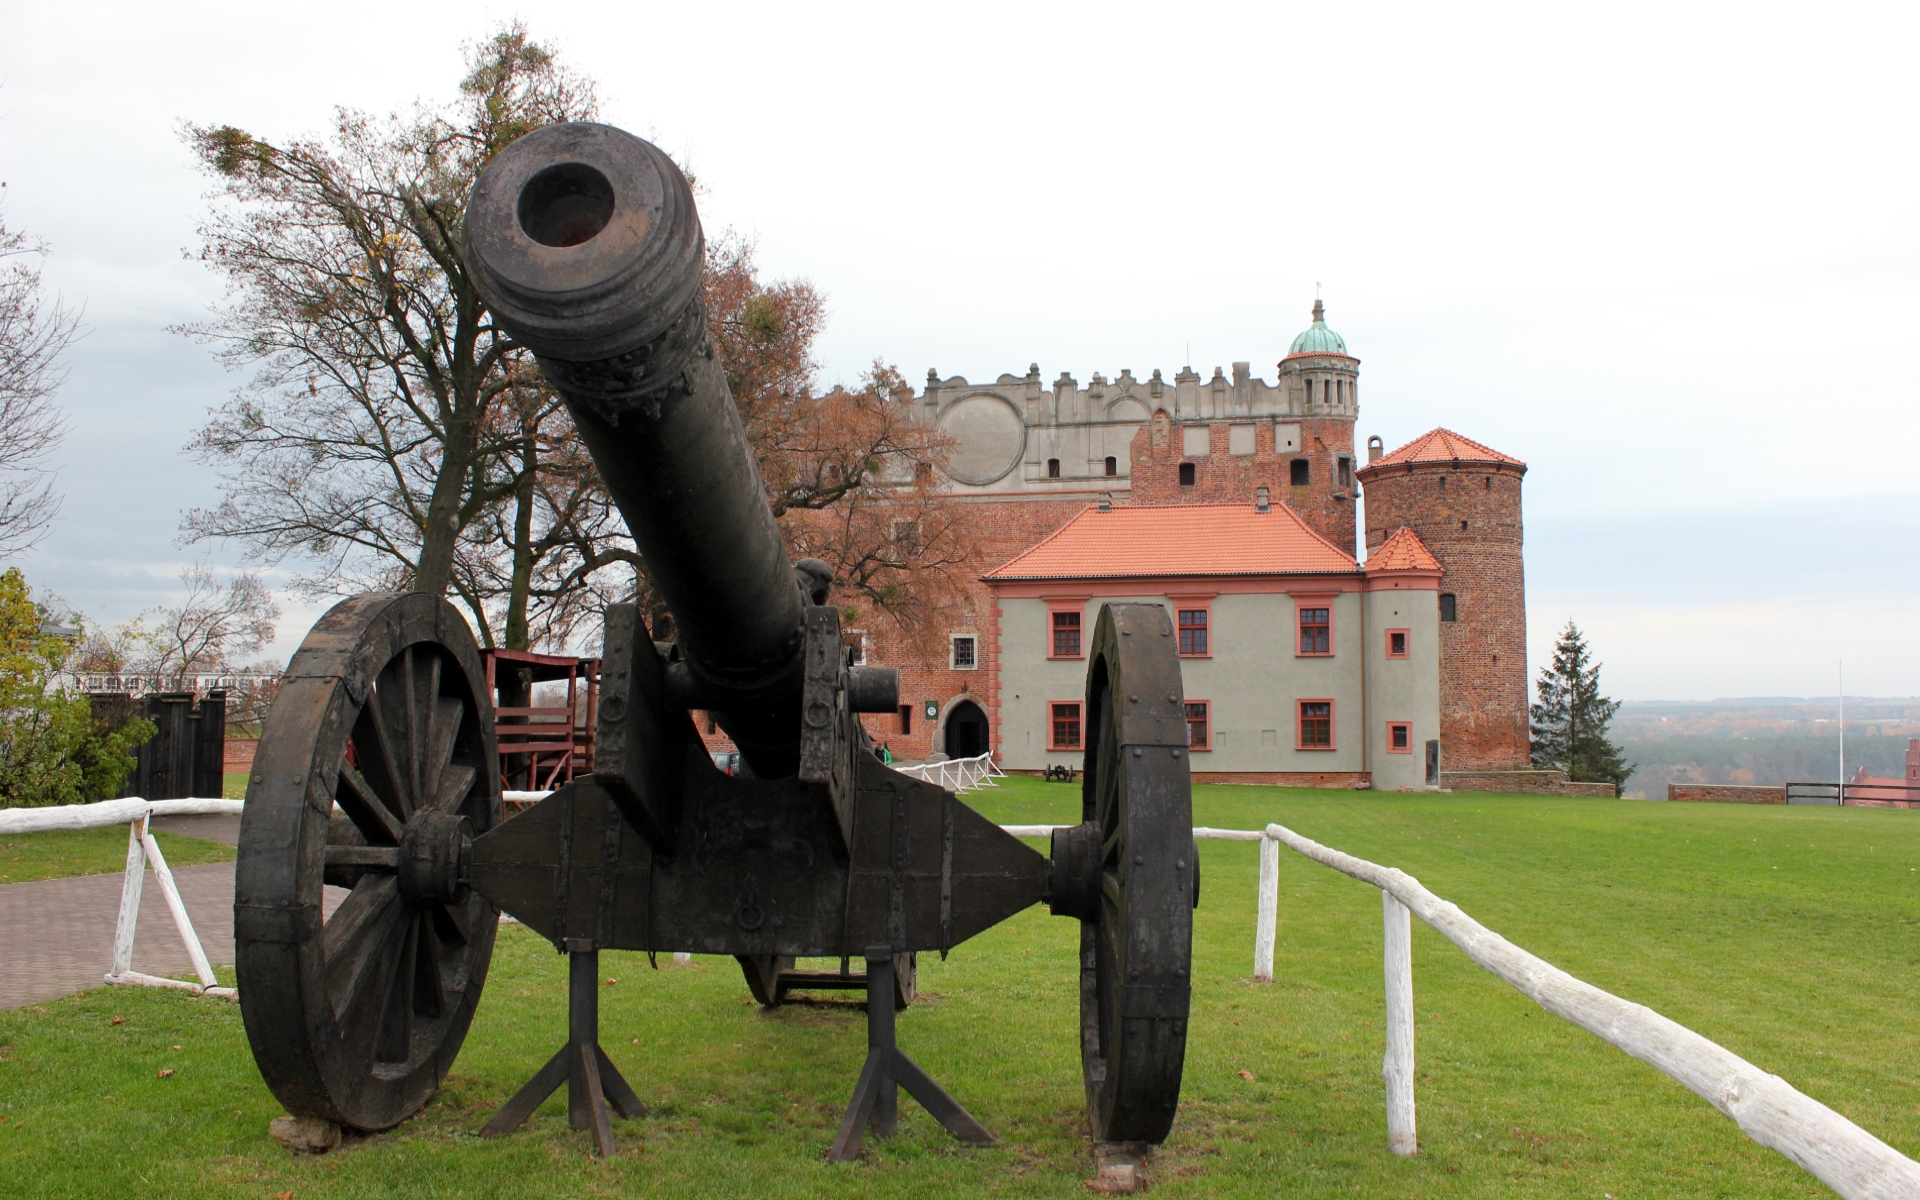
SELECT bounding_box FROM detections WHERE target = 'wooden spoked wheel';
[235,592,502,1131]
[1071,603,1195,1144]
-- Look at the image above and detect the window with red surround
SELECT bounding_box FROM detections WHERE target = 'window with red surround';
[1387,721,1412,753]
[1177,608,1209,656]
[1298,605,1331,655]
[1185,701,1210,750]
[1298,699,1334,749]
[1050,609,1083,658]
[1386,628,1410,659]
[1049,702,1082,750]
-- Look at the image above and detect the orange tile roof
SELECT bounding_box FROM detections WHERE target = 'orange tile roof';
[1360,427,1524,472]
[985,503,1359,581]
[1366,527,1442,572]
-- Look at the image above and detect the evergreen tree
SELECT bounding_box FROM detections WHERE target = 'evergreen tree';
[1530,620,1634,792]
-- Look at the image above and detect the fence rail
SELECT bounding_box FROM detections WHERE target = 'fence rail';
[892,752,1006,794]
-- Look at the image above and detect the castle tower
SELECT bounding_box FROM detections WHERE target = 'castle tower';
[1355,429,1528,770]
[1275,299,1360,553]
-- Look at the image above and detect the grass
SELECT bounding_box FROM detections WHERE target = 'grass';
[2,779,1917,1197]
[225,771,248,799]
[0,824,234,884]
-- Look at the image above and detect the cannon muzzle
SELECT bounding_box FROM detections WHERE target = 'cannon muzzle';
[465,123,809,776]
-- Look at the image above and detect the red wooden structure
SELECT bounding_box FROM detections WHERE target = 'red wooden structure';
[482,649,599,794]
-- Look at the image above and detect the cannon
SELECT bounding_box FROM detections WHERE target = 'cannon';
[232,122,1196,1164]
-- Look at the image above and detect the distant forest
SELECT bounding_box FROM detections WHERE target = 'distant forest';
[1609,698,1920,798]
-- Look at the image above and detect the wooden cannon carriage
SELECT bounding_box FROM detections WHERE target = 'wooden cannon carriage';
[232,122,1196,1166]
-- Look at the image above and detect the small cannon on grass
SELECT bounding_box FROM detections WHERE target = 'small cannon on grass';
[233,122,1196,1165]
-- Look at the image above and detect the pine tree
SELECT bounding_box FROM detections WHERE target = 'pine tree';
[1530,620,1634,792]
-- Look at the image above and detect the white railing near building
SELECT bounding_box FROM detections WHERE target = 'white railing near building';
[66,671,281,696]
[892,752,1005,794]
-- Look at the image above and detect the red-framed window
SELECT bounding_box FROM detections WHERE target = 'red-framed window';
[1386,628,1410,659]
[1050,608,1083,659]
[1298,699,1335,749]
[1049,702,1083,750]
[1177,608,1209,656]
[1298,605,1332,655]
[1185,701,1210,750]
[1387,721,1412,753]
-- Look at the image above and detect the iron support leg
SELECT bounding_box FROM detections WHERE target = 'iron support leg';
[481,940,645,1156]
[827,947,992,1162]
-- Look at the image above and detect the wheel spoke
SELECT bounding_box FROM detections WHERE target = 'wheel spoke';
[431,763,476,814]
[376,915,419,1062]
[324,875,405,1018]
[325,844,400,870]
[401,645,423,814]
[413,913,446,1018]
[355,691,413,822]
[434,900,471,946]
[424,697,465,808]
[337,763,404,845]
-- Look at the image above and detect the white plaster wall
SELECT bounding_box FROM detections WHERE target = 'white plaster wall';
[1363,586,1443,790]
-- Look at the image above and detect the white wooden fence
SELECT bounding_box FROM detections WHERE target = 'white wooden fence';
[0,796,243,998]
[1001,821,1920,1200]
[893,752,1006,794]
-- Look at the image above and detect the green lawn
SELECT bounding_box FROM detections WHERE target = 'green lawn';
[225,771,248,799]
[1,780,1916,1197]
[0,824,235,884]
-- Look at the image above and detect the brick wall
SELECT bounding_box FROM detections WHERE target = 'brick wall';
[1359,460,1528,769]
[1441,769,1613,797]
[1126,416,1357,555]
[1667,784,1786,804]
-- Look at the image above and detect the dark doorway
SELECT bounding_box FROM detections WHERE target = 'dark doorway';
[944,700,989,759]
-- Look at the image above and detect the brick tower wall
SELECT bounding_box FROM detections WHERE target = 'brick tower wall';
[1126,415,1358,555]
[1358,461,1528,769]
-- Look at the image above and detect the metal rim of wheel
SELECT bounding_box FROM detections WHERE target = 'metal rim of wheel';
[235,592,502,1131]
[1076,603,1194,1144]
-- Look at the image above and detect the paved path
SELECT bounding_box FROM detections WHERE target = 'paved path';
[0,812,345,1011]
[0,860,240,1009]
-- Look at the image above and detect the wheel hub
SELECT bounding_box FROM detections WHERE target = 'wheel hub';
[399,810,473,907]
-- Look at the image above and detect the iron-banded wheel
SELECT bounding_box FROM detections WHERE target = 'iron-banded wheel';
[235,592,501,1132]
[1060,603,1195,1144]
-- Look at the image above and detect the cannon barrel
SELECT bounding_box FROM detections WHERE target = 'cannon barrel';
[464,122,808,775]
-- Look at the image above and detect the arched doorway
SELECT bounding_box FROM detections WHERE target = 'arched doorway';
[943,700,989,759]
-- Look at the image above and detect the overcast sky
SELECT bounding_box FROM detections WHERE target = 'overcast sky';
[3,0,1915,700]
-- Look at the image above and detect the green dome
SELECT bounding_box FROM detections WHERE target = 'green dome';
[1287,299,1348,356]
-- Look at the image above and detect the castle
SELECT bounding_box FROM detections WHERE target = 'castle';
[848,300,1532,785]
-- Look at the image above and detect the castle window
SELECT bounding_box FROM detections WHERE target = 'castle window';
[1105,456,1117,476]
[1439,594,1457,622]
[1460,520,1468,530]
[1179,462,1196,486]
[1051,609,1083,658]
[1185,701,1211,750]
[1338,456,1353,489]
[1387,628,1410,659]
[1388,721,1412,753]
[898,704,913,735]
[1290,458,1310,486]
[1438,475,1447,490]
[1047,458,1060,478]
[1049,702,1082,750]
[1298,607,1331,655]
[1178,609,1209,656]
[950,634,977,670]
[1298,700,1334,749]
[1485,475,1492,490]
[845,631,867,665]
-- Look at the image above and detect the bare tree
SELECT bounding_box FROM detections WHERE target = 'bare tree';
[140,565,281,686]
[178,24,595,599]
[0,185,77,554]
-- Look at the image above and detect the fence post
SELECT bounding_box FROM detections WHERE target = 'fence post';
[1254,834,1279,982]
[1382,890,1416,1156]
[109,817,147,979]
